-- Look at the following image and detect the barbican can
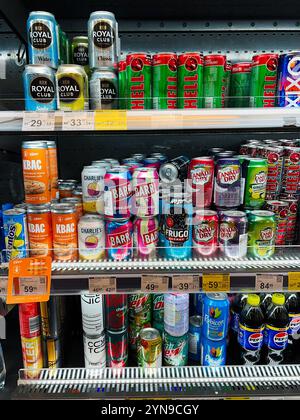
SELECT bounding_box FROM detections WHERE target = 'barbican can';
[192,210,218,257]
[118,60,127,110]
[177,53,204,109]
[83,332,106,369]
[78,215,105,261]
[260,146,284,199]
[71,36,89,74]
[142,157,161,170]
[202,293,229,341]
[163,332,188,367]
[105,218,133,261]
[201,336,227,367]
[265,200,289,246]
[106,329,128,368]
[126,53,152,110]
[23,65,57,111]
[3,208,29,261]
[204,55,227,108]
[249,54,279,107]
[247,210,276,258]
[153,53,177,109]
[278,52,300,108]
[133,217,159,259]
[214,158,241,209]
[137,328,162,368]
[188,315,202,362]
[279,195,299,244]
[282,146,300,194]
[242,157,268,209]
[56,64,89,110]
[81,294,104,336]
[90,69,118,109]
[19,303,41,338]
[229,62,252,107]
[219,210,248,258]
[104,167,132,219]
[189,157,214,208]
[132,167,159,217]
[152,294,164,323]
[164,293,189,337]
[105,294,128,332]
[159,156,190,184]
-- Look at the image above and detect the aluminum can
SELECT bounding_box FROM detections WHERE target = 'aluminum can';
[19,303,41,338]
[51,203,78,261]
[153,53,177,109]
[27,204,52,257]
[278,52,300,107]
[83,332,106,369]
[159,156,190,184]
[43,337,62,368]
[23,64,57,111]
[219,210,248,258]
[214,158,241,209]
[242,157,268,209]
[105,218,133,261]
[126,53,152,109]
[229,62,251,107]
[164,293,189,337]
[104,158,120,166]
[40,297,63,339]
[58,182,74,199]
[177,53,204,108]
[249,54,279,107]
[121,159,142,174]
[118,60,127,109]
[82,165,106,215]
[131,167,159,217]
[247,210,276,258]
[150,153,168,163]
[204,55,227,108]
[193,210,218,257]
[129,294,152,324]
[202,293,229,341]
[21,335,43,378]
[91,160,112,171]
[78,215,105,261]
[282,146,300,194]
[188,315,202,362]
[56,64,89,110]
[61,197,83,220]
[153,321,164,336]
[105,294,128,332]
[260,146,284,199]
[208,147,224,156]
[71,36,89,74]
[106,328,128,368]
[201,336,227,366]
[81,294,104,336]
[142,157,161,170]
[104,167,132,219]
[133,216,159,259]
[265,200,289,245]
[45,140,59,201]
[279,194,299,244]
[223,61,232,107]
[3,209,28,261]
[163,332,188,366]
[152,294,164,323]
[90,69,119,109]
[189,157,214,208]
[137,328,162,368]
[131,153,146,162]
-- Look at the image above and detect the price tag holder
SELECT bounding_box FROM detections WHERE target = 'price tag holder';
[6,257,52,304]
[89,277,116,294]
[255,274,283,292]
[62,111,95,130]
[172,275,199,292]
[22,112,55,131]
[202,274,231,292]
[0,278,7,297]
[288,272,300,291]
[95,110,127,130]
[141,275,169,293]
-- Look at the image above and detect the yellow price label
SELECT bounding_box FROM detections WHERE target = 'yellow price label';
[95,110,127,130]
[202,274,230,292]
[288,272,300,291]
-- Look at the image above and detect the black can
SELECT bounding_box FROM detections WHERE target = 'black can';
[159,156,190,183]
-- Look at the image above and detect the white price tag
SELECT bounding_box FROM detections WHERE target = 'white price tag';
[0,278,7,296]
[89,277,116,294]
[18,276,47,296]
[255,274,283,292]
[141,275,169,293]
[22,112,55,131]
[172,275,199,292]
[62,111,95,130]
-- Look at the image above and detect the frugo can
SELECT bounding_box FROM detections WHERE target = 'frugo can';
[278,52,300,108]
[126,53,152,110]
[88,11,118,70]
[83,332,106,369]
[229,62,252,107]
[27,11,59,68]
[129,294,152,325]
[40,297,63,339]
[104,167,132,219]
[78,215,105,261]
[159,156,190,184]
[105,294,128,332]
[219,210,248,258]
[51,203,78,261]
[132,167,159,217]
[82,165,106,215]
[214,158,241,209]
[56,64,89,111]
[282,146,300,194]
[81,294,104,336]
[133,217,159,259]
[137,328,162,368]
[90,69,119,109]
[153,53,177,109]
[265,200,289,245]
[118,60,127,110]
[152,294,164,324]
[192,210,219,257]
[61,197,83,220]
[279,194,299,244]
[106,328,128,368]
[202,293,229,341]
[177,53,204,109]
[27,204,52,257]
[46,141,59,201]
[21,335,43,378]
[105,218,133,261]
[163,332,188,366]
[3,209,29,261]
[71,36,89,73]
[249,54,279,107]
[203,55,227,108]
[19,303,41,338]
[260,146,285,199]
[247,210,276,258]
[188,157,214,208]
[23,65,57,111]
[188,315,202,362]
[164,293,189,337]
[242,157,268,209]
[201,336,227,367]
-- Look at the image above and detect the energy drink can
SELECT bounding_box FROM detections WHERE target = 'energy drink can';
[249,54,279,107]
[43,337,62,368]
[106,328,128,368]
[105,294,128,332]
[126,53,152,110]
[265,200,289,245]
[204,55,227,108]
[177,53,204,108]
[118,60,127,110]
[153,53,177,109]
[229,62,251,107]
[40,297,63,339]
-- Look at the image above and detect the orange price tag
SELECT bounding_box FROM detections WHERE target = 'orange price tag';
[7,257,52,304]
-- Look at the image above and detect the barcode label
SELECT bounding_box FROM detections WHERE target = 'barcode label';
[29,315,41,334]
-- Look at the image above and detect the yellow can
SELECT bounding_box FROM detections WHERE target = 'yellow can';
[56,64,89,111]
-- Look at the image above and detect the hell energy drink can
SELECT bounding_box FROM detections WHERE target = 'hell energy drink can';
[3,209,29,261]
[104,167,132,219]
[71,36,89,74]
[163,332,188,366]
[152,294,164,324]
[214,158,241,209]
[278,52,300,107]
[126,53,152,110]
[229,62,252,107]
[177,53,204,109]
[242,157,268,209]
[204,55,227,108]
[153,53,177,109]
[164,293,189,337]
[188,315,202,362]
[279,194,299,244]
[202,293,229,341]
[23,65,57,111]
[83,332,106,369]
[137,328,162,368]
[219,210,248,258]
[282,147,300,194]
[106,328,128,368]
[260,146,284,200]
[105,294,128,331]
[81,294,104,336]
[188,157,214,208]
[118,60,127,109]
[131,167,159,217]
[56,64,89,111]
[192,210,218,257]
[247,210,276,258]
[133,217,159,259]
[90,69,119,110]
[249,54,279,107]
[105,218,133,261]
[223,61,232,107]
[265,200,289,245]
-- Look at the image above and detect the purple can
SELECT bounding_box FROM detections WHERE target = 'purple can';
[219,210,248,258]
[104,167,132,220]
[142,157,161,170]
[133,217,159,259]
[214,158,241,209]
[278,52,300,108]
[131,167,159,217]
[106,218,133,261]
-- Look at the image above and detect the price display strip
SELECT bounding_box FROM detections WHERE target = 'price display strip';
[18,276,47,296]
[202,274,231,293]
[288,272,300,291]
[62,111,95,130]
[172,275,199,292]
[89,277,117,294]
[255,274,283,292]
[141,275,169,293]
[22,111,55,131]
[95,110,127,130]
[0,277,7,297]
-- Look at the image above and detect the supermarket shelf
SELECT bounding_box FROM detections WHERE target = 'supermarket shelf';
[13,365,300,400]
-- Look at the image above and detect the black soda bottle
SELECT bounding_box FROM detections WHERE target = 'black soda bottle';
[260,293,273,316]
[230,294,248,337]
[238,294,264,365]
[285,293,300,362]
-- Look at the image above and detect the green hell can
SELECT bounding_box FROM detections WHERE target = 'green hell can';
[247,210,276,258]
[126,53,152,110]
[204,55,227,108]
[137,327,162,368]
[118,60,127,110]
[152,293,164,323]
[177,52,204,109]
[153,53,177,109]
[163,332,188,366]
[223,61,232,107]
[249,54,279,107]
[229,62,251,107]
[242,157,268,209]
[71,36,89,76]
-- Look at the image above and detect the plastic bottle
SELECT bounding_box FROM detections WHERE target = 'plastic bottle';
[230,293,248,336]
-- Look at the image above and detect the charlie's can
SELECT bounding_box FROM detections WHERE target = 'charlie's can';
[27,204,52,257]
[133,217,159,259]
[202,293,229,341]
[83,332,106,369]
[201,336,227,367]
[249,54,279,107]
[177,53,204,108]
[78,215,105,261]
[23,65,57,111]
[51,203,78,261]
[81,294,104,336]
[3,209,29,261]
[189,157,214,208]
[118,60,127,109]
[242,157,268,209]
[247,210,276,258]
[137,328,162,368]
[189,315,202,362]
[219,210,248,258]
[229,62,251,107]
[152,294,164,324]
[204,55,227,108]
[106,328,128,368]
[71,36,89,73]
[104,167,132,219]
[214,158,241,209]
[82,165,106,215]
[278,52,300,108]
[126,53,152,110]
[90,69,119,109]
[192,210,218,257]
[105,218,133,261]
[131,167,159,217]
[163,332,188,366]
[105,294,128,332]
[56,64,89,110]
[265,200,289,245]
[164,293,189,337]
[153,53,177,109]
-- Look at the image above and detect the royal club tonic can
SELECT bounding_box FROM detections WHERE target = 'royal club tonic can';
[126,53,152,110]
[278,52,300,107]
[214,158,241,209]
[137,328,162,368]
[219,210,248,258]
[202,293,229,341]
[118,60,127,109]
[247,210,276,258]
[105,294,128,332]
[133,217,159,259]
[201,336,227,367]
[71,36,89,74]
[131,167,159,217]
[204,55,227,108]
[105,218,133,261]
[3,209,29,261]
[164,293,189,337]
[81,294,104,336]
[188,315,202,362]
[242,157,268,209]
[56,64,89,110]
[229,62,252,107]
[163,332,188,366]
[90,69,119,109]
[83,332,106,369]
[104,167,132,219]
[23,65,57,111]
[249,54,279,107]
[188,157,214,208]
[192,210,218,257]
[265,200,289,245]
[177,53,204,108]
[153,53,177,109]
[106,328,128,368]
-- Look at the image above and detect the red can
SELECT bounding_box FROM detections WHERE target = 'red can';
[282,147,300,194]
[104,166,133,220]
[240,144,250,155]
[106,328,128,368]
[265,200,289,245]
[19,303,41,338]
[279,194,299,244]
[192,210,219,257]
[105,294,128,332]
[188,157,214,208]
[260,146,284,200]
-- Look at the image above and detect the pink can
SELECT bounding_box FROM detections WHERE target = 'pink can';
[192,210,219,257]
[133,217,159,258]
[131,167,159,217]
[104,167,132,220]
[106,219,133,261]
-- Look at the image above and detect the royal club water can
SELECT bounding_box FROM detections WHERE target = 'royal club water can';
[177,53,204,108]
[192,210,219,257]
[104,166,132,219]
[163,332,188,366]
[152,53,177,109]
[219,210,248,258]
[131,167,159,217]
[214,158,241,209]
[202,293,230,341]
[247,210,276,258]
[278,52,300,108]
[249,54,278,107]
[133,217,159,259]
[201,336,227,367]
[105,218,133,261]
[23,65,57,111]
[188,157,214,208]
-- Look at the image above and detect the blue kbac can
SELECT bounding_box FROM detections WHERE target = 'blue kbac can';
[188,315,202,362]
[202,293,230,341]
[201,336,227,367]
[277,52,300,108]
[23,65,57,111]
[3,209,29,261]
[27,11,59,68]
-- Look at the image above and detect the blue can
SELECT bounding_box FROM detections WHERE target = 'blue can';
[202,293,230,341]
[150,153,168,163]
[278,52,300,108]
[105,218,133,261]
[201,336,227,367]
[27,11,59,68]
[190,293,203,316]
[142,157,161,169]
[214,158,241,209]
[188,315,202,362]
[3,209,29,262]
[0,204,13,261]
[23,65,57,111]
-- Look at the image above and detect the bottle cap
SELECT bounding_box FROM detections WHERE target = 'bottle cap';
[272,293,285,306]
[247,294,260,307]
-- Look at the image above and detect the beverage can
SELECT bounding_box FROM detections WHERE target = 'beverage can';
[152,294,164,323]
[90,69,119,109]
[260,146,284,199]
[188,315,202,362]
[177,53,204,109]
[204,55,227,108]
[163,332,188,366]
[78,215,105,261]
[137,328,162,368]
[188,157,214,208]
[21,335,43,377]
[23,64,57,111]
[133,217,159,259]
[46,141,59,201]
[19,303,41,338]
[219,210,248,258]
[82,165,106,215]
[214,158,241,209]
[164,293,189,337]
[282,146,300,194]
[118,60,127,110]
[81,294,104,336]
[83,332,106,369]
[105,218,133,261]
[159,156,190,184]
[249,54,278,107]
[202,293,229,341]
[242,157,268,209]
[201,336,227,366]
[3,209,29,261]
[132,167,159,217]
[265,200,289,245]
[61,197,83,220]
[104,167,132,219]
[126,53,152,110]
[247,210,276,258]
[71,36,89,74]
[56,64,89,111]
[278,52,300,107]
[51,203,78,260]
[40,297,63,339]
[279,195,299,244]
[106,328,128,368]
[27,204,52,257]
[43,337,62,369]
[153,53,177,109]
[105,294,128,332]
[192,210,218,257]
[229,62,251,107]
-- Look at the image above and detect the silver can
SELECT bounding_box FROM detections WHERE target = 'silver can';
[23,64,57,111]
[88,11,118,69]
[83,332,106,368]
[78,215,105,261]
[90,69,119,109]
[81,294,104,336]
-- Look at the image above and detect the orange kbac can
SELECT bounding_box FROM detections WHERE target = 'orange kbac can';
[61,197,84,220]
[51,203,78,261]
[22,141,51,204]
[21,335,44,378]
[27,204,53,257]
[58,182,74,199]
[46,141,59,200]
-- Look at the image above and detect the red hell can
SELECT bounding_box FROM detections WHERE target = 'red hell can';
[19,303,41,338]
[265,200,289,245]
[282,147,300,194]
[192,210,219,257]
[279,194,299,244]
[177,53,204,109]
[188,157,214,208]
[126,53,152,110]
[105,294,128,332]
[260,146,284,200]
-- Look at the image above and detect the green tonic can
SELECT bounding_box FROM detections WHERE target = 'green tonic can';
[152,53,177,109]
[152,293,164,323]
[58,27,68,64]
[242,157,268,209]
[118,60,127,110]
[229,62,251,107]
[177,53,204,109]
[249,54,279,107]
[163,332,188,366]
[71,36,90,76]
[137,327,162,368]
[204,55,227,108]
[247,210,276,258]
[126,53,152,110]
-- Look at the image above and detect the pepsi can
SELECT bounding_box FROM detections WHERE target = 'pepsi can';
[105,218,133,261]
[201,336,227,366]
[278,52,300,107]
[202,293,230,341]
[23,65,57,111]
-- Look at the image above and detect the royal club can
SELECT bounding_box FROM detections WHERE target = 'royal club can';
[223,61,232,107]
[51,203,78,261]
[82,165,106,215]
[3,208,29,261]
[159,156,190,184]
[152,294,164,323]
[203,55,227,108]
[188,157,214,208]
[192,210,218,257]
[249,54,279,107]
[71,36,89,74]
[43,337,62,369]
[278,52,300,107]
[105,218,133,261]
[279,195,299,244]
[106,328,128,368]
[118,60,127,109]
[201,336,227,367]
[188,315,202,362]
[219,210,248,258]
[214,158,241,209]
[56,64,89,111]
[177,53,204,108]
[137,328,162,368]
[104,167,132,219]
[126,53,152,110]
[282,146,300,194]
[142,157,161,170]
[163,332,188,367]
[19,303,41,338]
[78,215,105,261]
[164,293,189,337]
[265,200,289,245]
[228,62,252,107]
[23,65,57,111]
[202,293,229,341]
[83,332,106,369]
[247,210,276,258]
[191,293,203,316]
[153,53,177,109]
[40,297,63,339]
[81,294,104,336]
[242,157,268,209]
[105,294,128,332]
[27,11,59,68]
[260,146,284,199]
[133,217,159,259]
[90,69,118,109]
[21,335,43,378]
[88,11,118,69]
[131,167,159,217]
